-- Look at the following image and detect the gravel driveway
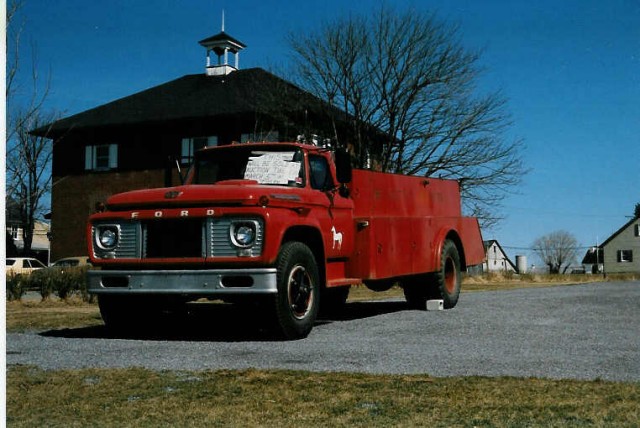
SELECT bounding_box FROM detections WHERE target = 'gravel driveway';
[7,281,640,381]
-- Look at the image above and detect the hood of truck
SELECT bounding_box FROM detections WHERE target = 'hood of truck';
[105,181,309,211]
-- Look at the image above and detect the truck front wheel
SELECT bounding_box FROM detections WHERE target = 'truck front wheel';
[272,242,320,339]
[98,295,143,333]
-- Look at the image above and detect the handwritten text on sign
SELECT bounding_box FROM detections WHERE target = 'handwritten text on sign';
[244,151,301,185]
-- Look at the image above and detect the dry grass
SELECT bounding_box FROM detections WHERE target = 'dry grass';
[7,366,640,427]
[6,297,103,332]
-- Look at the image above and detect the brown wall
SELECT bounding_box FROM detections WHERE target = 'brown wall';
[50,169,166,260]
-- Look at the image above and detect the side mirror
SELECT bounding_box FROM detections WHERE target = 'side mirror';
[335,149,352,184]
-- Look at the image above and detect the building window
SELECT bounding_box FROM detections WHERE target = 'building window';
[85,144,118,171]
[617,250,633,263]
[10,226,19,239]
[241,131,279,143]
[181,136,217,165]
[635,224,640,237]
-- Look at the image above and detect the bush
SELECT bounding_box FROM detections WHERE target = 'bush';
[6,273,28,301]
[28,267,91,301]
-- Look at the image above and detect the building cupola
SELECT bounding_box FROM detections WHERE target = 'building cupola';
[198,12,246,76]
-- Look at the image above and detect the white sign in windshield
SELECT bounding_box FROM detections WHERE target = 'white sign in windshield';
[244,151,301,185]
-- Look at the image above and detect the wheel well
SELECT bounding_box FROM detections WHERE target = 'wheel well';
[282,226,326,286]
[446,231,467,270]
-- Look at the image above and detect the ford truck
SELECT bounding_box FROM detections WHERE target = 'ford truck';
[87,142,485,339]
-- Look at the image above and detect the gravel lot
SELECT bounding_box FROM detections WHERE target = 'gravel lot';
[7,281,640,381]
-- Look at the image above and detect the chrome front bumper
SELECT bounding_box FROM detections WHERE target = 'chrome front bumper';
[87,268,278,296]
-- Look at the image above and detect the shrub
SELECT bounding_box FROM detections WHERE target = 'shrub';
[6,273,27,301]
[28,267,91,301]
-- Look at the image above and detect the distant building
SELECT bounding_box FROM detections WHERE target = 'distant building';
[600,216,640,274]
[5,198,51,264]
[31,29,359,260]
[581,246,604,274]
[483,240,517,273]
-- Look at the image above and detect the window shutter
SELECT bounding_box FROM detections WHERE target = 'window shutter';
[85,146,94,170]
[108,144,118,169]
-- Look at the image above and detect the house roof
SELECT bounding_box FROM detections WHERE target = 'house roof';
[5,197,21,225]
[600,216,640,248]
[32,68,336,138]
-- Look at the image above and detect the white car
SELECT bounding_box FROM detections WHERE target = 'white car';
[6,257,47,275]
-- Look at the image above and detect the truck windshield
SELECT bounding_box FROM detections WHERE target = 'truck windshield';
[192,146,305,187]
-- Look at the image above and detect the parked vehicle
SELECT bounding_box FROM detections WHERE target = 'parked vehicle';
[86,143,485,338]
[50,256,92,269]
[26,256,92,298]
[6,257,47,275]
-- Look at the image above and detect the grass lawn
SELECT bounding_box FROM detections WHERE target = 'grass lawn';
[7,366,640,427]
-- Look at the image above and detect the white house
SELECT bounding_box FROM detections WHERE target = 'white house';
[483,240,517,273]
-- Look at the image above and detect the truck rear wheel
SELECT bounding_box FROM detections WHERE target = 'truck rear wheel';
[272,242,320,339]
[435,239,462,309]
[403,239,461,309]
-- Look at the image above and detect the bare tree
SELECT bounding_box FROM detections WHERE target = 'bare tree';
[289,7,525,227]
[532,231,579,274]
[6,0,57,255]
[7,112,57,255]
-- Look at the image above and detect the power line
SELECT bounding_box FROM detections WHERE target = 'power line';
[501,245,596,251]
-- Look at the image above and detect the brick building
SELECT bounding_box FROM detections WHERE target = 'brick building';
[32,31,352,260]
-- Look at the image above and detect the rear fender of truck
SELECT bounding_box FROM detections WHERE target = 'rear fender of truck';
[433,228,467,272]
[432,219,485,273]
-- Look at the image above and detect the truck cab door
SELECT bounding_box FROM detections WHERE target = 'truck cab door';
[308,154,354,258]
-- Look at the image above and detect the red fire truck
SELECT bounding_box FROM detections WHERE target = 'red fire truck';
[87,142,484,339]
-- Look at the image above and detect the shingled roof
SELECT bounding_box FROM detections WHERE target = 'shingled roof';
[32,68,335,138]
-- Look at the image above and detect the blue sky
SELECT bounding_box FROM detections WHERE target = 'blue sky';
[11,0,639,265]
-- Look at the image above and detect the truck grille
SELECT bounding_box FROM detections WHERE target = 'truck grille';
[93,217,264,259]
[144,219,204,258]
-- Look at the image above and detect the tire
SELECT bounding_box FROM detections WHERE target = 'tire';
[403,239,462,310]
[320,286,350,316]
[98,295,140,332]
[403,274,431,310]
[436,240,462,309]
[272,242,320,339]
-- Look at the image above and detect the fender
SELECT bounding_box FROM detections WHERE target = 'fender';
[431,227,462,272]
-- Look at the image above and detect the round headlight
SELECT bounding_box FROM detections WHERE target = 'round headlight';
[233,223,256,247]
[98,227,118,249]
